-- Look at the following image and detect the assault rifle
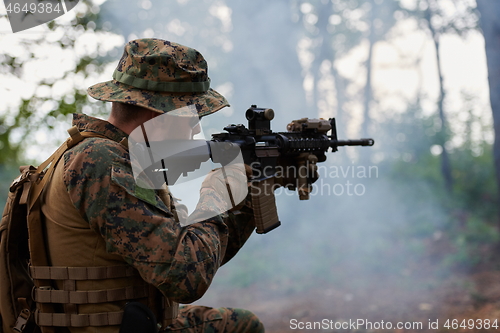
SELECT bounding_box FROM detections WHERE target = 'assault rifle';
[132,105,374,233]
[210,105,374,233]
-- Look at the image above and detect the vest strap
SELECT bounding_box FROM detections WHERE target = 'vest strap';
[34,285,149,304]
[30,265,139,281]
[28,128,108,212]
[162,298,179,328]
[35,310,124,327]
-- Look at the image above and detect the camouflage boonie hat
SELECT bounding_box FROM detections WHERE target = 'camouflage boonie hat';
[88,38,229,117]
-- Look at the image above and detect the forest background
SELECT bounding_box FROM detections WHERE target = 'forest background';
[2,0,500,331]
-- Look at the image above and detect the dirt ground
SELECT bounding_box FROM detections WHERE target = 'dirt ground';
[263,273,500,332]
[189,222,500,333]
[202,270,500,333]
[197,237,500,333]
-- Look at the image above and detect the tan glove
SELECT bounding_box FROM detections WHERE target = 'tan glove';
[201,164,249,207]
[274,153,319,190]
[188,163,249,224]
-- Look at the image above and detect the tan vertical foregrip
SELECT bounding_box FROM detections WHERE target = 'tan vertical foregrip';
[250,178,281,234]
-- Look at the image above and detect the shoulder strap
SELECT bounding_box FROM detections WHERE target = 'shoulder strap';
[28,126,108,261]
[28,128,107,211]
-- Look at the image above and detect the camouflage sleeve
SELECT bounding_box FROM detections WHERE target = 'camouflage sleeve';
[63,138,230,303]
[221,195,256,266]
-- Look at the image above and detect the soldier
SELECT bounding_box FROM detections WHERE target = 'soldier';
[38,38,264,333]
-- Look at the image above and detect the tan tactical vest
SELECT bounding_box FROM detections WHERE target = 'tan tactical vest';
[31,130,178,333]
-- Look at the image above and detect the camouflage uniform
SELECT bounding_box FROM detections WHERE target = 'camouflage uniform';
[40,38,265,332]
[45,113,263,332]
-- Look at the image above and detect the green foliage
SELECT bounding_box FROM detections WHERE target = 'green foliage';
[442,215,500,269]
[0,165,18,208]
[452,146,497,219]
[403,0,479,37]
[0,0,120,164]
[379,106,499,272]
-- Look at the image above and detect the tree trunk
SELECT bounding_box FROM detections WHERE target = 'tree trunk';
[310,1,334,114]
[476,0,500,224]
[433,34,453,193]
[361,33,374,139]
[425,5,454,193]
[360,0,376,165]
[332,66,346,136]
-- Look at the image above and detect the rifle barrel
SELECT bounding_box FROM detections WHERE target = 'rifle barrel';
[332,138,375,147]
